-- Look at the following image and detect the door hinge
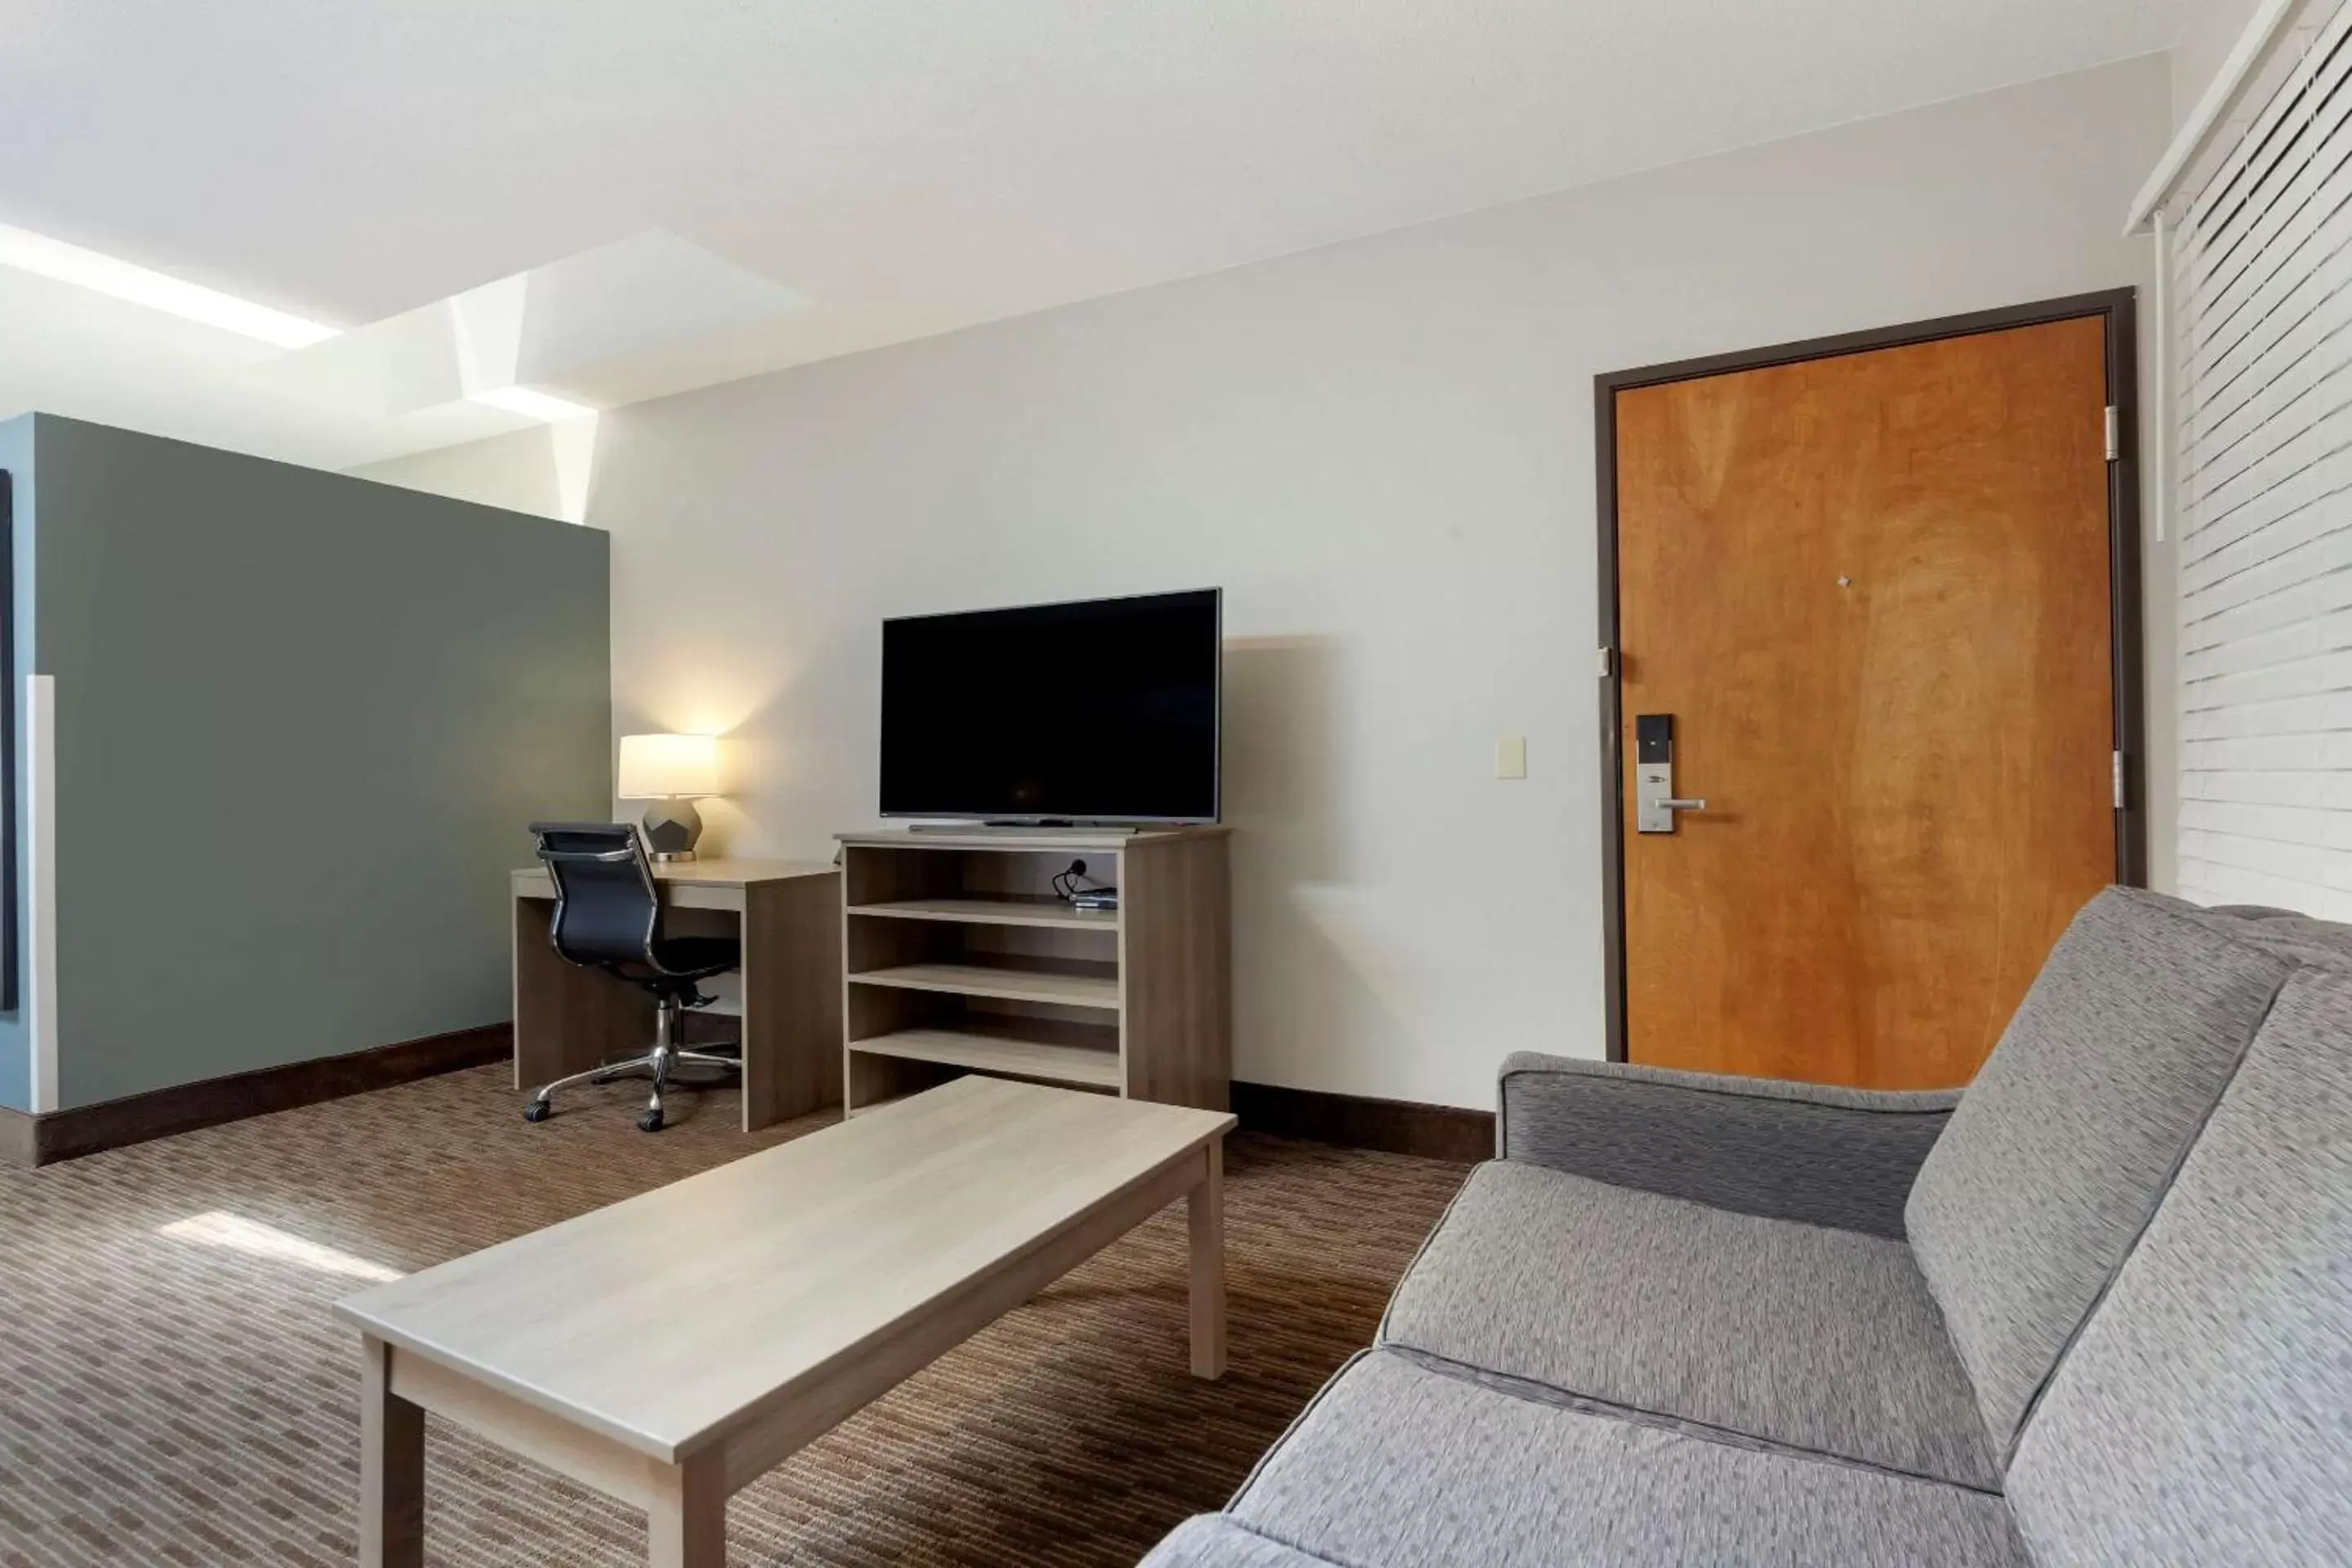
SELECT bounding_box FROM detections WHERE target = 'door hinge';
[1597,646,1614,679]
[2105,406,2122,462]
[2113,750,2127,809]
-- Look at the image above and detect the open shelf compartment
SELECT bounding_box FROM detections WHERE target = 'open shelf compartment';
[836,829,1230,1115]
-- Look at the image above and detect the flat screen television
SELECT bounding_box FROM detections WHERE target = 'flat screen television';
[881,588,1221,823]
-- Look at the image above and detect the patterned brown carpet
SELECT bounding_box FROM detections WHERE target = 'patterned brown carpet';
[0,1065,1467,1566]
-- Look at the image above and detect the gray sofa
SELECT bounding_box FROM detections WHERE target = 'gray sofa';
[1139,888,2352,1566]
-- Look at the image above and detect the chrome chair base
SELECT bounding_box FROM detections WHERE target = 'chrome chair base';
[525,995,739,1132]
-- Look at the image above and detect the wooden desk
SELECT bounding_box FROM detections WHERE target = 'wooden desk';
[339,1076,1233,1566]
[510,858,844,1131]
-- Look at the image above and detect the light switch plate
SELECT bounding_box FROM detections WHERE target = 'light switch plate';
[1495,736,1527,779]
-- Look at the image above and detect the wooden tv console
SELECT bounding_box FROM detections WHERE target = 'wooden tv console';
[836,827,1232,1114]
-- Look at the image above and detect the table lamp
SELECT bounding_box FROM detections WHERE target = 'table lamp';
[617,733,721,861]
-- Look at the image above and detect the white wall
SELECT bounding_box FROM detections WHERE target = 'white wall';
[2172,0,2271,125]
[347,424,567,519]
[578,56,2172,1111]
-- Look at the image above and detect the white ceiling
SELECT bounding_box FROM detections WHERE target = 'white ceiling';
[2,0,2190,464]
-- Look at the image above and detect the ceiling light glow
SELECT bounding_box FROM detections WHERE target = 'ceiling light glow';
[0,224,337,348]
[469,385,598,422]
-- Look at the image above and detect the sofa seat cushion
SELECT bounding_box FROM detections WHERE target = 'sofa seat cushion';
[1904,888,2294,1462]
[2005,965,2352,1566]
[1138,1517,1343,1567]
[1227,1349,2027,1568]
[1380,1160,1998,1488]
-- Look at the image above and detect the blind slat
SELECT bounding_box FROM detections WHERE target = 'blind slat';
[2167,2,2352,912]
[2181,182,2352,414]
[2181,35,2352,346]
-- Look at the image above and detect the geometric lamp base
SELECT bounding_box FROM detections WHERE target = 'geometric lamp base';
[639,799,703,862]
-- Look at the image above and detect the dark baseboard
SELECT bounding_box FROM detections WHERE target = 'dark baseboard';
[1233,1080,1495,1162]
[1,1043,1479,1169]
[3,1022,512,1169]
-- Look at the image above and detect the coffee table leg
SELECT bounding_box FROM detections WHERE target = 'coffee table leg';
[1187,1138,1227,1379]
[359,1336,424,1568]
[648,1451,727,1568]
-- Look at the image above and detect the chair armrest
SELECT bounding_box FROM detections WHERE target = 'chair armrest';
[1496,1053,1961,1237]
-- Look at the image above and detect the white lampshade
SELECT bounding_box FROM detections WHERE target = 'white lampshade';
[617,733,721,800]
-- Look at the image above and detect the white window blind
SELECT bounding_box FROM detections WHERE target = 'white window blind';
[2163,0,2352,920]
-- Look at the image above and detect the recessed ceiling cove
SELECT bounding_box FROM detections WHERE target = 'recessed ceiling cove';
[248,231,807,418]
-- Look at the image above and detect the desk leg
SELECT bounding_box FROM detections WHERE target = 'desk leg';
[739,875,844,1131]
[647,1452,726,1568]
[1187,1139,1227,1380]
[359,1336,424,1568]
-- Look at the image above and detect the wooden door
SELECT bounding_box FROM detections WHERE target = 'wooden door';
[1611,316,2119,1090]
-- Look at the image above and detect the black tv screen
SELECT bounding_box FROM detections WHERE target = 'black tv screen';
[881,589,1221,823]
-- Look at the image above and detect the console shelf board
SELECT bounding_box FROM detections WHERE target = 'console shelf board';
[871,829,1160,852]
[850,960,1120,1010]
[849,895,1119,931]
[850,1027,1125,1089]
[837,827,1231,1113]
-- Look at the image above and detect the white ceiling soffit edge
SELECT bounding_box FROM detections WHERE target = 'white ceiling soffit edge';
[247,230,807,419]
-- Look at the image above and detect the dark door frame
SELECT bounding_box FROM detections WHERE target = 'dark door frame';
[1592,288,2146,1064]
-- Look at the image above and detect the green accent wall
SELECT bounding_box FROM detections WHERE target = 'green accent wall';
[22,415,610,1110]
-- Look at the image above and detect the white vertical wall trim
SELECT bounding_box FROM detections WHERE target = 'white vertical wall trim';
[2151,206,2169,545]
[2160,3,2352,920]
[26,673,57,1112]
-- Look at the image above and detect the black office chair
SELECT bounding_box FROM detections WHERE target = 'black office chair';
[524,822,742,1132]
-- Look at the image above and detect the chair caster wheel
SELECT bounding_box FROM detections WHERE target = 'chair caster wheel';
[524,1099,553,1123]
[638,1108,665,1133]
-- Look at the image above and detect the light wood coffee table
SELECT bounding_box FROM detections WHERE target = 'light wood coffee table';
[335,1076,1235,1566]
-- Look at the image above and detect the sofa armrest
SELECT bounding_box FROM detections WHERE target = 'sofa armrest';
[1496,1053,1960,1237]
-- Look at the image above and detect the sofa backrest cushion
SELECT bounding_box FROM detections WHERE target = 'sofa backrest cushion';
[2004,964,2351,1565]
[1904,888,2293,1462]
[2193,904,2352,970]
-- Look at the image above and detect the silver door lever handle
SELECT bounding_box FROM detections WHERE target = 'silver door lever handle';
[1634,717,1706,834]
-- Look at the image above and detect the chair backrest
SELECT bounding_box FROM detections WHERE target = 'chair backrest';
[2004,960,2352,1563]
[531,822,660,969]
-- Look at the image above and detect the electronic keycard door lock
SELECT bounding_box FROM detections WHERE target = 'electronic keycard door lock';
[1635,714,1708,834]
